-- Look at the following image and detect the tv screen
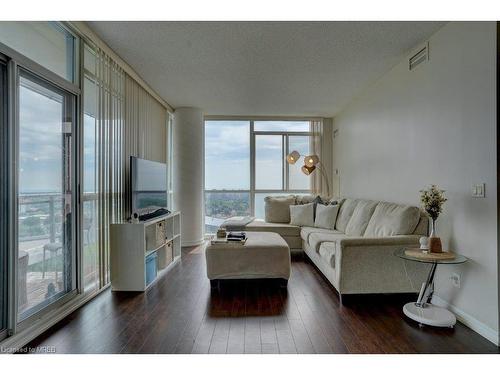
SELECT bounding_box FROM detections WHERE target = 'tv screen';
[131,156,168,214]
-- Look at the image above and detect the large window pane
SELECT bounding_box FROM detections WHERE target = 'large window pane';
[288,135,311,190]
[255,135,283,190]
[17,71,75,320]
[205,192,250,233]
[205,121,250,190]
[82,77,99,292]
[0,60,6,335]
[254,121,309,132]
[0,22,75,82]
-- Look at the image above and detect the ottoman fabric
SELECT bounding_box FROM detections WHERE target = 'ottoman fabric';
[206,232,291,280]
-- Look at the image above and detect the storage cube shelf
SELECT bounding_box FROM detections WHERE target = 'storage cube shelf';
[110,211,181,291]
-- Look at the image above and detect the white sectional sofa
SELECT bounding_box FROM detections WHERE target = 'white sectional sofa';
[241,195,429,298]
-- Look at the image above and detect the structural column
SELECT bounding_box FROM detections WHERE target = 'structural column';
[172,107,204,246]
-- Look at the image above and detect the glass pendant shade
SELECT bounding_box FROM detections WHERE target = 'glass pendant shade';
[304,154,319,167]
[301,165,316,175]
[286,150,301,165]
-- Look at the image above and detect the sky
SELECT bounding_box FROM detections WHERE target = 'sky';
[19,77,65,194]
[205,120,311,191]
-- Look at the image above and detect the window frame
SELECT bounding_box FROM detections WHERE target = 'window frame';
[0,54,8,341]
[0,23,81,339]
[204,118,319,231]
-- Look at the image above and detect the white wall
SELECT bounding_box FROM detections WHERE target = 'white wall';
[333,22,498,343]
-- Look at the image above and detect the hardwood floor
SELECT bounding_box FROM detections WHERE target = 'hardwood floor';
[24,245,500,354]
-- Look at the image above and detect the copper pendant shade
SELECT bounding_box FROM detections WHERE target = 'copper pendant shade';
[286,150,301,165]
[304,154,319,168]
[301,165,316,175]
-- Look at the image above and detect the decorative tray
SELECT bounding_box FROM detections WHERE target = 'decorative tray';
[404,248,456,260]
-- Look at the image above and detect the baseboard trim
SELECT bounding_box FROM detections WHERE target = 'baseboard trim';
[432,295,499,346]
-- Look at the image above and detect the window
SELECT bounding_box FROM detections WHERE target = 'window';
[254,120,309,132]
[255,135,283,190]
[204,119,313,232]
[204,121,251,232]
[288,135,310,190]
[0,58,7,338]
[17,70,76,321]
[82,72,99,292]
[0,22,76,82]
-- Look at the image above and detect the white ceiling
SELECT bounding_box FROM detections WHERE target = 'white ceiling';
[87,21,445,117]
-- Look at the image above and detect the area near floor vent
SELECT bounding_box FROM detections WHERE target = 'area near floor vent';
[409,42,429,71]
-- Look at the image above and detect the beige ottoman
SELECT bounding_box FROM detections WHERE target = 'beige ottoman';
[205,231,291,287]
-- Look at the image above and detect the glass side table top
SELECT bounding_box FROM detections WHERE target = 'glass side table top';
[394,248,468,265]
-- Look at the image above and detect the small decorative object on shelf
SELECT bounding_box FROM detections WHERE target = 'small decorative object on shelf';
[420,184,447,253]
[419,236,429,251]
[131,212,139,224]
[216,227,227,238]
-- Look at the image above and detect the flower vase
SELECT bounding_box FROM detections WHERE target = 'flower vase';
[428,219,443,253]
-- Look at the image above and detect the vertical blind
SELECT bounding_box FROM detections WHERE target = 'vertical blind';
[310,119,326,196]
[83,42,167,287]
[124,76,167,216]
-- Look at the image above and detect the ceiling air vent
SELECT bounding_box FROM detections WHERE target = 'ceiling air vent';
[409,42,429,71]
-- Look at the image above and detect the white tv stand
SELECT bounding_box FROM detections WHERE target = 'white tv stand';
[110,211,181,291]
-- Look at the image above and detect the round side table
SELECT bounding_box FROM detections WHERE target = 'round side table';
[394,248,468,328]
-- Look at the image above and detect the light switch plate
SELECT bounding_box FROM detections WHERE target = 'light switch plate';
[472,183,485,198]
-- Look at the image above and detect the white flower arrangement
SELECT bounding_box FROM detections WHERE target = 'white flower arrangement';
[419,185,447,221]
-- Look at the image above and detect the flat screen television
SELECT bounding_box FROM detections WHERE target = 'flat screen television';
[130,156,168,217]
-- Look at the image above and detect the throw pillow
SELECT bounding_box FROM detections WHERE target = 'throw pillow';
[312,195,324,218]
[314,204,340,230]
[289,203,314,227]
[264,195,296,223]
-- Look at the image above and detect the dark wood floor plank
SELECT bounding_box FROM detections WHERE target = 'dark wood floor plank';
[226,319,245,354]
[274,316,298,354]
[244,317,262,354]
[22,245,500,355]
[209,318,230,354]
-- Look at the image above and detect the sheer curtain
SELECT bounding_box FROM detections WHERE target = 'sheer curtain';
[83,42,167,287]
[310,119,329,197]
[124,75,167,215]
[83,43,126,286]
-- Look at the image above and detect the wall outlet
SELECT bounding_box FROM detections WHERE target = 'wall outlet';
[451,273,461,288]
[472,183,485,198]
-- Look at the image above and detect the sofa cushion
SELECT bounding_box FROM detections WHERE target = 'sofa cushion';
[264,195,296,223]
[309,232,348,252]
[335,198,358,232]
[318,242,336,268]
[345,200,378,236]
[290,203,314,227]
[314,204,339,230]
[246,219,301,237]
[364,202,421,237]
[412,211,429,236]
[300,226,343,244]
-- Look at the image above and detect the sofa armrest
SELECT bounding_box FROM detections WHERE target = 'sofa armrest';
[338,235,421,249]
[335,235,426,294]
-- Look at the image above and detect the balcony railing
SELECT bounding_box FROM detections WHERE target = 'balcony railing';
[18,192,98,316]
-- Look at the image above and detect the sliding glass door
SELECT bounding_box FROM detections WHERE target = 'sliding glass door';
[17,69,76,321]
[0,57,7,340]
